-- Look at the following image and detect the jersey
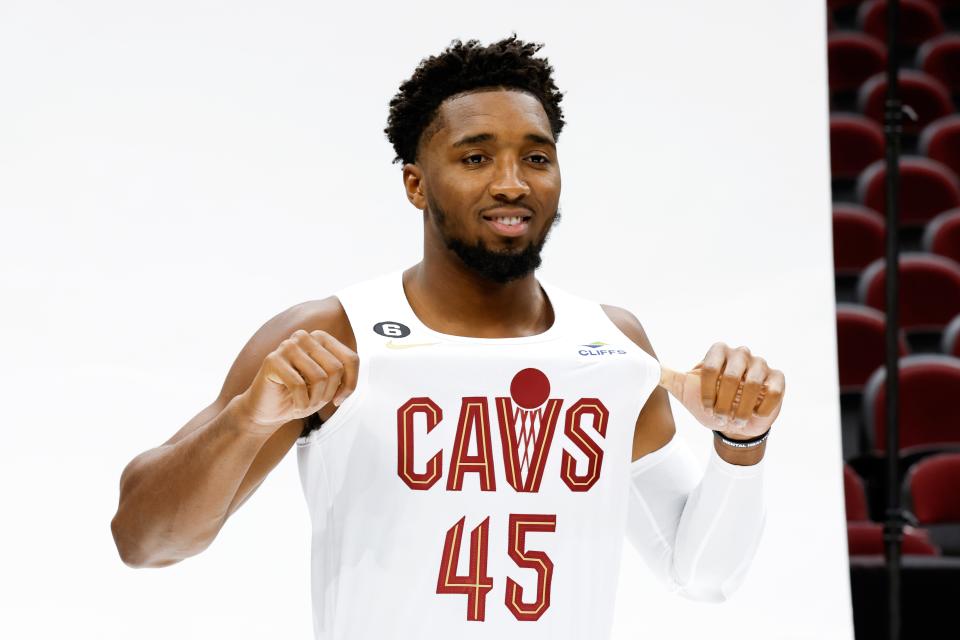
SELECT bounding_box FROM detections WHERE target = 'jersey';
[295,268,661,639]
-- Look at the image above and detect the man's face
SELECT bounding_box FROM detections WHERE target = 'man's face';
[404,89,562,283]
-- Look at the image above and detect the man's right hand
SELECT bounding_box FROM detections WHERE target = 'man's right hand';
[235,328,359,435]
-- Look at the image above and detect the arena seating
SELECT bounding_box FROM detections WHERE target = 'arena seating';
[919,115,960,176]
[940,313,960,355]
[844,463,872,521]
[828,33,888,94]
[856,158,960,226]
[863,354,960,453]
[858,71,954,134]
[831,114,886,179]
[833,205,886,275]
[847,521,940,555]
[903,453,960,554]
[916,34,960,91]
[857,0,946,47]
[922,208,960,262]
[821,1,960,633]
[837,305,909,393]
[836,305,910,456]
[857,253,960,331]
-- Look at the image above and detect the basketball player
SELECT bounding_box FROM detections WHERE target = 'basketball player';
[111,35,784,639]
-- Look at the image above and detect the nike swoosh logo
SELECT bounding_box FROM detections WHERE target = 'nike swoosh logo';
[385,340,440,350]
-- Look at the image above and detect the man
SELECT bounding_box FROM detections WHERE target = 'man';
[111,34,784,638]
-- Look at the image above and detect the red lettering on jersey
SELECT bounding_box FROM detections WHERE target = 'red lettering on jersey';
[397,397,443,490]
[495,397,562,493]
[505,513,556,621]
[447,397,497,491]
[436,516,494,621]
[560,398,609,492]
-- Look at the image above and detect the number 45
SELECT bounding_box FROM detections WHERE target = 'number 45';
[436,513,556,622]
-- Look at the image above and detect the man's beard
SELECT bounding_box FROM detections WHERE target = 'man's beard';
[427,194,561,284]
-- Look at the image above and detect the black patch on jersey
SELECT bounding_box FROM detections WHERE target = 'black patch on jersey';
[300,411,325,439]
[373,321,411,338]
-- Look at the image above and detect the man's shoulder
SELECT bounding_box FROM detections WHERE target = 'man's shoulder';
[541,280,656,359]
[288,268,404,350]
[599,303,657,360]
[278,296,356,352]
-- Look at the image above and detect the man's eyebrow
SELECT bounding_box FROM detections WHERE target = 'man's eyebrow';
[525,133,557,148]
[451,133,556,148]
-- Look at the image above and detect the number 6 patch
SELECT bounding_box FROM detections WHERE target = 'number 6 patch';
[373,321,411,338]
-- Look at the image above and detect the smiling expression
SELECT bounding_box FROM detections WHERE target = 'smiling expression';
[403,88,562,281]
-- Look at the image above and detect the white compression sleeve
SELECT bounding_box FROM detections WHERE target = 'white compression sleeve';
[625,433,767,602]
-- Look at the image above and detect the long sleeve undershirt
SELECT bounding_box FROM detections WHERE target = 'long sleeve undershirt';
[625,433,767,602]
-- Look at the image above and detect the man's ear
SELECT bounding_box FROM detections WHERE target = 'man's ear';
[402,163,426,210]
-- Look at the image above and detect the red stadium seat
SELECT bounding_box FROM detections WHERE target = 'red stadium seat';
[858,0,945,48]
[836,304,909,392]
[942,314,960,356]
[923,208,960,265]
[864,354,960,452]
[917,34,960,93]
[857,157,960,226]
[905,453,960,523]
[858,71,954,135]
[836,302,910,458]
[903,453,960,554]
[831,114,886,180]
[848,522,940,555]
[858,254,960,331]
[844,463,871,521]
[833,204,886,275]
[828,32,887,94]
[919,116,960,179]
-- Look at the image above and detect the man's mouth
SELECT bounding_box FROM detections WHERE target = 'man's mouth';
[482,211,532,237]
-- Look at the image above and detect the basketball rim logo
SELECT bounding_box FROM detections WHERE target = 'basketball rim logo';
[506,367,558,488]
[396,367,609,494]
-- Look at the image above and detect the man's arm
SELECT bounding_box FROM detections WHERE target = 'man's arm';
[109,296,356,568]
[601,304,765,465]
[602,304,770,602]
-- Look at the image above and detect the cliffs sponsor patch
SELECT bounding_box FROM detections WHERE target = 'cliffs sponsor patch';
[579,341,627,356]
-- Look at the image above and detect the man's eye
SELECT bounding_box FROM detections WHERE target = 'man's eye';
[529,155,549,164]
[463,155,485,165]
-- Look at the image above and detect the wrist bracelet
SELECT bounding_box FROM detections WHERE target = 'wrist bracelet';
[713,427,771,449]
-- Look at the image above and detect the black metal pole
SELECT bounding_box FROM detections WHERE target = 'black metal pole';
[883,1,903,639]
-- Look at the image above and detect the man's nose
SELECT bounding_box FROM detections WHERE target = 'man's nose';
[489,158,531,201]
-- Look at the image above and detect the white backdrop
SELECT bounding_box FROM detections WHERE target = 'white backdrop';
[0,1,849,638]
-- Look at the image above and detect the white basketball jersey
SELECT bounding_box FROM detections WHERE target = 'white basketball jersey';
[296,268,661,639]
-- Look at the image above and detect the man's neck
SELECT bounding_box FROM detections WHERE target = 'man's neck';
[402,257,553,339]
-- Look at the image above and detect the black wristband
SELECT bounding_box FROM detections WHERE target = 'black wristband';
[713,427,771,449]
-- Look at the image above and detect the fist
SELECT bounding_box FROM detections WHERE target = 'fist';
[237,329,359,433]
[658,342,784,440]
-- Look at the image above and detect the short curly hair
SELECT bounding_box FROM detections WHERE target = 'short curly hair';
[384,33,566,166]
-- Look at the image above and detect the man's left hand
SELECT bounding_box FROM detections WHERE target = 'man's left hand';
[658,342,785,440]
